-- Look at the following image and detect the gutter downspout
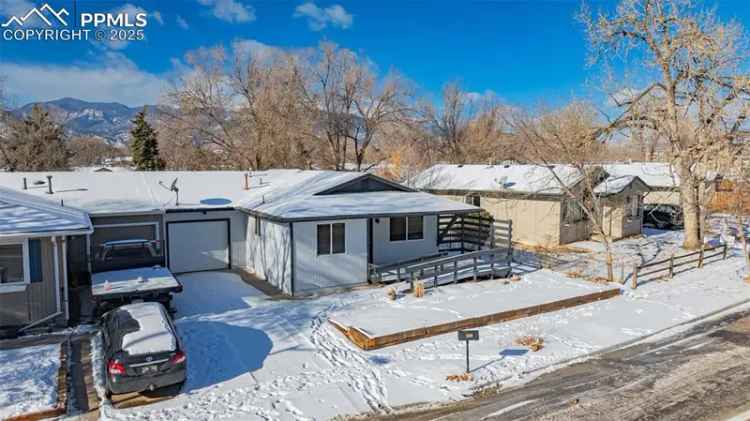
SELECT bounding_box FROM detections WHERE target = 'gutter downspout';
[62,237,70,322]
[52,236,61,317]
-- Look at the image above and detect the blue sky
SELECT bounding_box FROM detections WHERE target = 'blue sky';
[1,0,749,108]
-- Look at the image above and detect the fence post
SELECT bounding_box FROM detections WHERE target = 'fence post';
[669,254,674,278]
[409,271,415,291]
[632,264,638,289]
[490,251,495,280]
[473,256,478,281]
[723,243,728,260]
[698,244,705,268]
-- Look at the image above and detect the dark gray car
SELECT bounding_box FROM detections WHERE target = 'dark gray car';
[102,302,187,397]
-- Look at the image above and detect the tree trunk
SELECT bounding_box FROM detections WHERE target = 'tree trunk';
[679,161,702,250]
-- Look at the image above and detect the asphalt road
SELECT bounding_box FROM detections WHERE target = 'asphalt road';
[383,308,750,421]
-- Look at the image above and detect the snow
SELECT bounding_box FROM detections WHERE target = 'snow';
[95,239,750,421]
[332,270,612,337]
[0,170,475,221]
[0,343,61,419]
[91,266,181,297]
[409,164,585,194]
[0,186,91,237]
[120,302,177,356]
[593,175,644,195]
[603,162,681,189]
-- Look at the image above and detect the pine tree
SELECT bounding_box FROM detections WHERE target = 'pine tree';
[129,107,165,171]
[3,105,70,171]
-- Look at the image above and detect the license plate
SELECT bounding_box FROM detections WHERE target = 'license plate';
[140,364,158,374]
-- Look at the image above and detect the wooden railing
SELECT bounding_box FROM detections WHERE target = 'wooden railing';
[631,243,729,288]
[368,247,512,288]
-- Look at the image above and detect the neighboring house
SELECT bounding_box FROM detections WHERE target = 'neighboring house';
[0,187,92,333]
[593,175,650,240]
[0,170,477,330]
[411,164,648,247]
[603,162,718,206]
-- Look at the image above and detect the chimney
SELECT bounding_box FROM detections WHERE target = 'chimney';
[22,177,27,190]
[46,175,53,194]
[244,173,250,190]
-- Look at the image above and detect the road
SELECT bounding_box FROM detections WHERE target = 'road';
[383,309,750,421]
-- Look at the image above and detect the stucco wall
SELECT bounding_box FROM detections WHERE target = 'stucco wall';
[246,216,292,294]
[293,218,368,293]
[644,189,680,205]
[371,215,439,265]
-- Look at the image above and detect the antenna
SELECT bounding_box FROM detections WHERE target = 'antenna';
[159,178,180,206]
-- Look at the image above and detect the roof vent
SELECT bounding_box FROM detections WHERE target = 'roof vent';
[46,175,53,195]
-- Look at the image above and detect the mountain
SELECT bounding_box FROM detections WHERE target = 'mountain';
[12,98,162,146]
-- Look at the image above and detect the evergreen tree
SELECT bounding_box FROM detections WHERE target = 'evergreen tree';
[3,105,70,171]
[129,107,165,171]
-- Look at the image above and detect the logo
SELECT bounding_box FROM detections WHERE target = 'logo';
[1,3,68,27]
[2,2,149,43]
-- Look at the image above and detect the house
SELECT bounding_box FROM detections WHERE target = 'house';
[602,162,718,206]
[593,175,650,240]
[0,187,92,333]
[0,170,477,331]
[411,164,648,246]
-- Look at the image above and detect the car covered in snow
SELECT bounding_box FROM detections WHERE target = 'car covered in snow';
[642,203,684,229]
[102,302,186,397]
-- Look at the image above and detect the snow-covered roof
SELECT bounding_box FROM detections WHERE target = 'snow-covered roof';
[236,169,477,220]
[593,175,649,196]
[0,186,92,238]
[91,266,181,297]
[602,163,680,189]
[410,164,586,195]
[0,169,478,220]
[120,302,176,356]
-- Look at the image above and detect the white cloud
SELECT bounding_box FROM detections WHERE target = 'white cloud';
[232,39,281,63]
[0,0,33,17]
[152,10,164,25]
[197,0,255,23]
[0,53,168,107]
[293,2,352,31]
[176,15,189,30]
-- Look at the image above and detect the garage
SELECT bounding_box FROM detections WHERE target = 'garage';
[167,220,230,273]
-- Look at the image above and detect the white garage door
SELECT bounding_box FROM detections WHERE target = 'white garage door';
[168,220,229,273]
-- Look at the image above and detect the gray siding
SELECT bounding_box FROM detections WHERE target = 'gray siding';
[246,216,292,293]
[372,215,439,265]
[0,237,63,328]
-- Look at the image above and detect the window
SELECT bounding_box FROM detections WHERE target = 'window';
[317,223,345,255]
[562,200,585,223]
[465,194,481,207]
[390,216,424,241]
[627,195,640,218]
[0,243,24,284]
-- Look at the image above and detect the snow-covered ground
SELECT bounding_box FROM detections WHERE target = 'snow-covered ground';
[0,343,61,419]
[94,232,750,421]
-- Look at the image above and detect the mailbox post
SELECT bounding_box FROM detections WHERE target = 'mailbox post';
[457,330,479,373]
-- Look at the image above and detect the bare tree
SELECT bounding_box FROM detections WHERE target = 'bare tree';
[68,136,123,167]
[510,102,619,282]
[580,0,750,249]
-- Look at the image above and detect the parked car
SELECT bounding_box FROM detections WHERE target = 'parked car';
[102,302,186,397]
[642,204,684,229]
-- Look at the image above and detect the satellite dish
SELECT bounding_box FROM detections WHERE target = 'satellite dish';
[159,178,180,206]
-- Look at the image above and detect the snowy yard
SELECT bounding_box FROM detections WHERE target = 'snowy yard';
[0,343,61,419]
[92,236,750,421]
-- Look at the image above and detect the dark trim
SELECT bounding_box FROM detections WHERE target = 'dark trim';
[165,207,235,214]
[367,218,373,265]
[314,173,413,196]
[238,207,477,223]
[289,221,295,296]
[165,218,231,273]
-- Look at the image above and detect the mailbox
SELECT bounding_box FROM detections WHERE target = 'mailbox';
[458,330,479,341]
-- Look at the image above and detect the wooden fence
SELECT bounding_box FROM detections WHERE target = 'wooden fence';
[631,243,729,289]
[438,212,512,253]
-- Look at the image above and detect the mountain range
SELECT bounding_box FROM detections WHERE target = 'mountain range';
[11,98,161,146]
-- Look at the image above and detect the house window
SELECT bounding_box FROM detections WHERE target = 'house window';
[0,243,24,284]
[562,200,586,223]
[390,216,424,241]
[465,194,481,207]
[317,223,345,255]
[626,195,640,218]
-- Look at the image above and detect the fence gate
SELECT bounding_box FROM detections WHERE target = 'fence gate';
[438,211,512,254]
